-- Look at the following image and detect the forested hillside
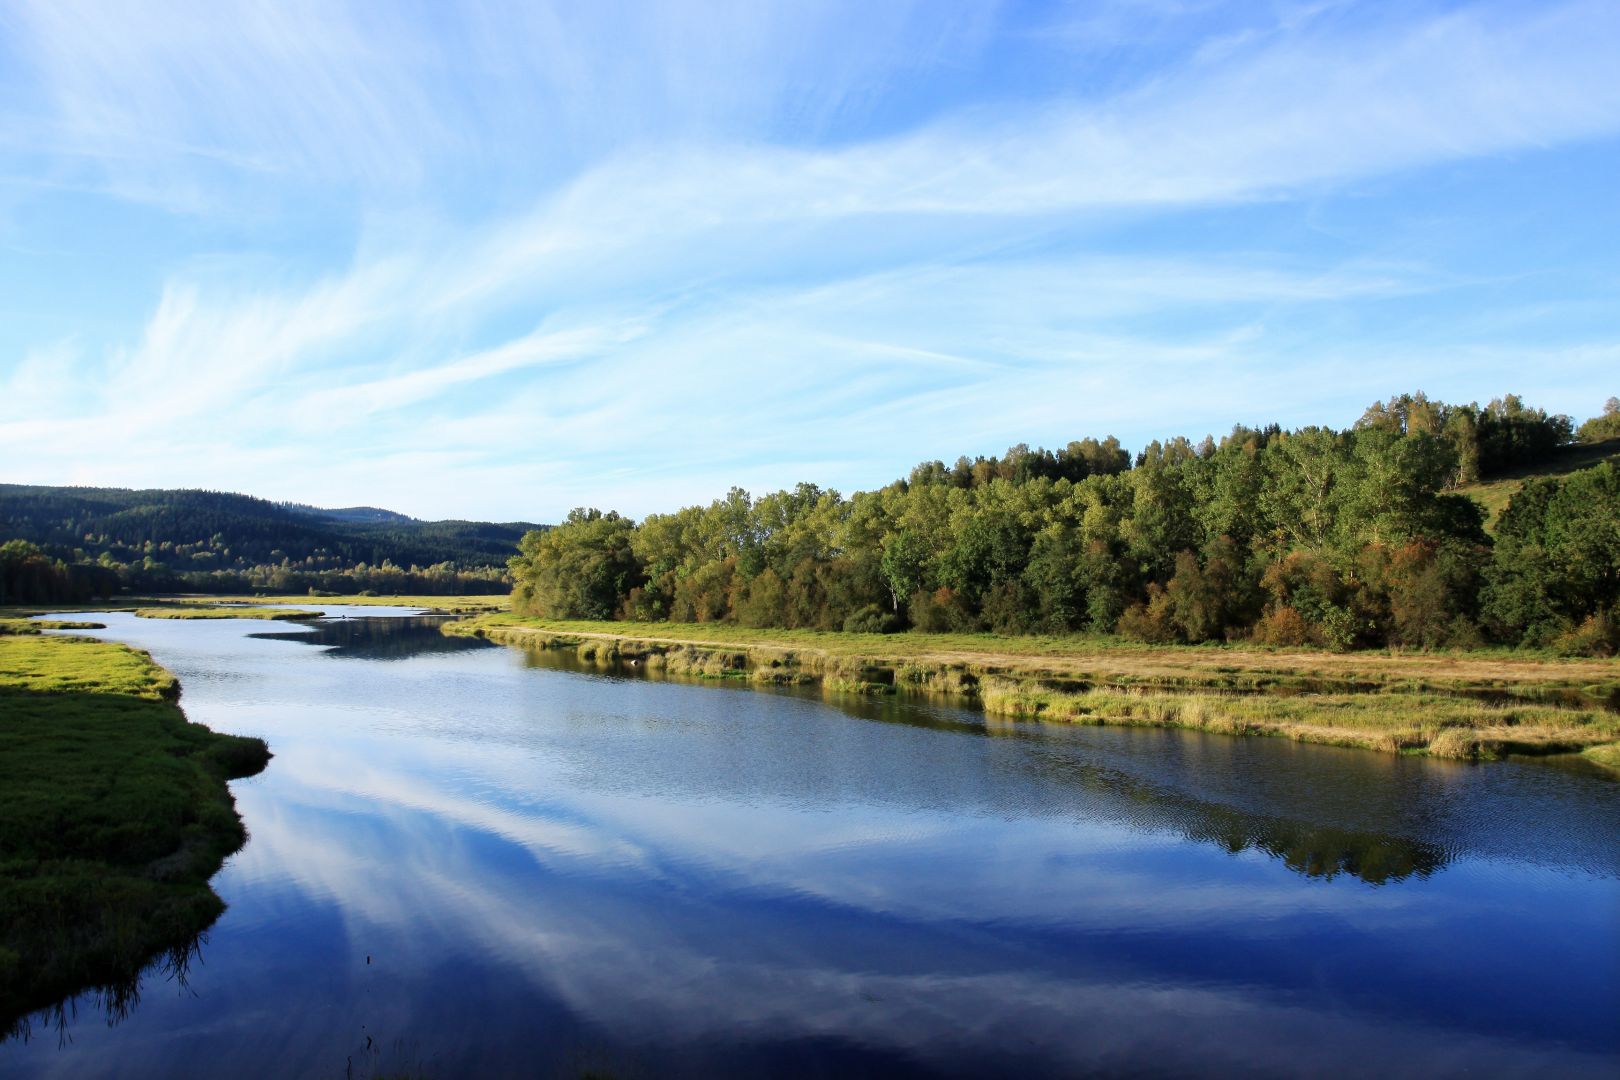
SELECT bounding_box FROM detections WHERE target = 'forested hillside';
[0,485,540,602]
[510,392,1620,655]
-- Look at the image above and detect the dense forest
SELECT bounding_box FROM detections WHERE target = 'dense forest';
[0,486,539,603]
[510,393,1620,656]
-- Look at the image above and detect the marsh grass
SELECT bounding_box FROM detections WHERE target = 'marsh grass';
[193,593,507,614]
[132,606,324,621]
[455,614,1620,762]
[976,678,1616,759]
[453,615,1619,698]
[0,633,270,1037]
[1581,743,1620,773]
[0,619,105,636]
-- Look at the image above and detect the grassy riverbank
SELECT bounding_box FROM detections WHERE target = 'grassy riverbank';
[0,631,270,1037]
[447,614,1620,765]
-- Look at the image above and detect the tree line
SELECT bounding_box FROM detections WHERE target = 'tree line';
[0,536,511,605]
[510,392,1620,655]
[0,485,533,600]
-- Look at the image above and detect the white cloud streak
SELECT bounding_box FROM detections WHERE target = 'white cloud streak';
[2,1,1617,518]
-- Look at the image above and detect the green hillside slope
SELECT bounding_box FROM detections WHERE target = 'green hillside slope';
[0,485,544,599]
[1457,438,1620,531]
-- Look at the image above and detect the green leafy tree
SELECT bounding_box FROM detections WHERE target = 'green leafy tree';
[879,530,929,614]
[1484,464,1620,648]
[510,509,644,620]
[1576,397,1620,443]
[1259,428,1347,551]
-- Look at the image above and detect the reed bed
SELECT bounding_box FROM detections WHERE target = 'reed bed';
[450,615,1620,765]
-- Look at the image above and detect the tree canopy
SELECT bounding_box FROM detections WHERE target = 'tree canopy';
[509,391,1618,655]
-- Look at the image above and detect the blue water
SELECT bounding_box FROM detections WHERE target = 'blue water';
[4,609,1617,1078]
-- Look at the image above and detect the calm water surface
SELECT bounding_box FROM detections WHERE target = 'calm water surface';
[4,608,1617,1078]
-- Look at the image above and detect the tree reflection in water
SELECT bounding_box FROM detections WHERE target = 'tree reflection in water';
[251,616,494,661]
[521,644,1453,887]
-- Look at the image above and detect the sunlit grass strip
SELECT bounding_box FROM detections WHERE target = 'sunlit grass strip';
[132,606,324,620]
[450,614,1620,696]
[189,593,508,613]
[976,679,1617,759]
[0,633,270,1038]
[0,633,176,697]
[1581,743,1620,773]
[0,619,105,636]
[450,614,1620,762]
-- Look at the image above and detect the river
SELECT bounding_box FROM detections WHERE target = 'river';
[4,607,1617,1078]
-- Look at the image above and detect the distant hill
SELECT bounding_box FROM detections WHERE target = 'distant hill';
[0,484,544,596]
[1456,438,1620,531]
[280,502,418,526]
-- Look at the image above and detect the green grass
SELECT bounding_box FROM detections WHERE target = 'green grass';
[132,605,324,621]
[454,614,1620,762]
[1457,438,1620,531]
[0,619,106,636]
[0,599,175,618]
[198,592,508,614]
[1581,743,1620,773]
[452,613,1620,686]
[0,633,270,1037]
[977,679,1617,760]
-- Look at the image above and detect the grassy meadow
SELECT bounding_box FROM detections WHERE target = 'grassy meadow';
[0,630,270,1037]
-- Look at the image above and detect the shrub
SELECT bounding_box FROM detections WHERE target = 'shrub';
[618,586,665,621]
[842,608,907,634]
[1553,611,1620,658]
[1117,584,1179,643]
[1575,397,1620,443]
[842,604,902,634]
[908,587,976,633]
[1252,604,1315,647]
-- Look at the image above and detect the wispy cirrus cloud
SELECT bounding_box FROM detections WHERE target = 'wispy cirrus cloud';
[0,0,997,209]
[1,1,1617,519]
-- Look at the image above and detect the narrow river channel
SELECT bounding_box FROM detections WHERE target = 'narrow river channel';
[5,607,1617,1078]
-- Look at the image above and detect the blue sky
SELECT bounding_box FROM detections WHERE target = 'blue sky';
[2,0,1617,522]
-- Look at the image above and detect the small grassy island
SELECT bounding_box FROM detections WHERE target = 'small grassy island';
[197,592,507,614]
[0,625,270,1037]
[132,605,325,620]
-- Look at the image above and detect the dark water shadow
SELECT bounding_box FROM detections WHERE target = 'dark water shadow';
[250,615,495,661]
[3,932,207,1049]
